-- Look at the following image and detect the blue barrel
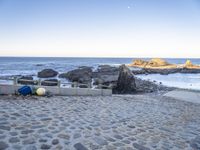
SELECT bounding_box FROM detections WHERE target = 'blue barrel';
[18,86,32,96]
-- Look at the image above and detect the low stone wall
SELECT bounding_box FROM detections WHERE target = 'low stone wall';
[0,84,112,96]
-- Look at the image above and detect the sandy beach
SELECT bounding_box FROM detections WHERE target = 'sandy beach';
[0,91,200,150]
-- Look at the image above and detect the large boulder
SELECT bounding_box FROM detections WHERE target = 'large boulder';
[41,79,58,86]
[92,65,119,87]
[18,76,38,85]
[114,65,136,94]
[59,66,93,84]
[38,69,58,78]
[147,58,170,67]
[96,65,119,75]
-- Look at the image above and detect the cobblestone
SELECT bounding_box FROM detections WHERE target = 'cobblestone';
[0,95,200,149]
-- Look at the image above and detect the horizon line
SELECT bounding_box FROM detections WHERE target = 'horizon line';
[0,56,199,59]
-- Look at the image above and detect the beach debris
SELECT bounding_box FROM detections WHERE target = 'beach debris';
[114,65,136,94]
[36,88,46,96]
[18,86,32,96]
[38,69,58,78]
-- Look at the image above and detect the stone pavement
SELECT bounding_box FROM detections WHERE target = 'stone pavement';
[0,94,200,150]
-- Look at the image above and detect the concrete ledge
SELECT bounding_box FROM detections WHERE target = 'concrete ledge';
[0,84,112,96]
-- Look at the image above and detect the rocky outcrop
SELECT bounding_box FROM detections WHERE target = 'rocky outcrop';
[92,65,119,88]
[114,65,136,94]
[38,69,58,78]
[59,66,93,84]
[93,65,119,77]
[134,77,173,93]
[129,58,200,75]
[147,58,170,67]
[185,60,193,67]
[132,68,200,75]
[129,58,171,68]
[130,59,148,67]
[18,76,38,85]
[41,79,58,86]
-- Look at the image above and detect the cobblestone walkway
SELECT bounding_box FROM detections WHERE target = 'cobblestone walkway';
[0,95,200,150]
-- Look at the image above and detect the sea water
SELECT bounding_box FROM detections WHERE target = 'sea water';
[0,57,200,90]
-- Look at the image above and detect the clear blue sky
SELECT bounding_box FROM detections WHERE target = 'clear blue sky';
[0,0,200,57]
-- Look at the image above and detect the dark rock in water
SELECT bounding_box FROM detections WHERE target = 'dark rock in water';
[93,65,119,77]
[132,68,147,75]
[36,64,44,67]
[38,69,58,78]
[59,66,92,84]
[181,68,200,73]
[41,79,58,86]
[114,65,136,94]
[18,76,38,85]
[132,67,200,75]
[93,65,119,88]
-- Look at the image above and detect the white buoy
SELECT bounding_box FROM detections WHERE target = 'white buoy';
[36,88,46,96]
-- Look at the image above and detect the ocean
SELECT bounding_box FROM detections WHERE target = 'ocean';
[0,57,200,90]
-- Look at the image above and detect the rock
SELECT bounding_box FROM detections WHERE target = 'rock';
[52,139,59,145]
[74,143,88,150]
[93,75,118,86]
[9,137,20,143]
[133,143,150,150]
[129,58,200,75]
[41,144,51,149]
[93,65,119,88]
[130,59,148,67]
[73,133,81,139]
[22,138,36,145]
[0,126,11,131]
[138,68,200,75]
[113,134,123,140]
[41,79,58,86]
[18,76,37,85]
[134,77,169,93]
[132,68,147,75]
[25,145,37,150]
[129,58,170,68]
[181,68,200,73]
[185,60,193,67]
[93,65,119,77]
[147,58,170,67]
[0,141,9,150]
[59,66,92,85]
[36,64,44,66]
[57,133,70,140]
[94,137,108,146]
[114,65,136,94]
[38,69,58,78]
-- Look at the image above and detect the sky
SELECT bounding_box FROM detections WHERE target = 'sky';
[0,0,200,58]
